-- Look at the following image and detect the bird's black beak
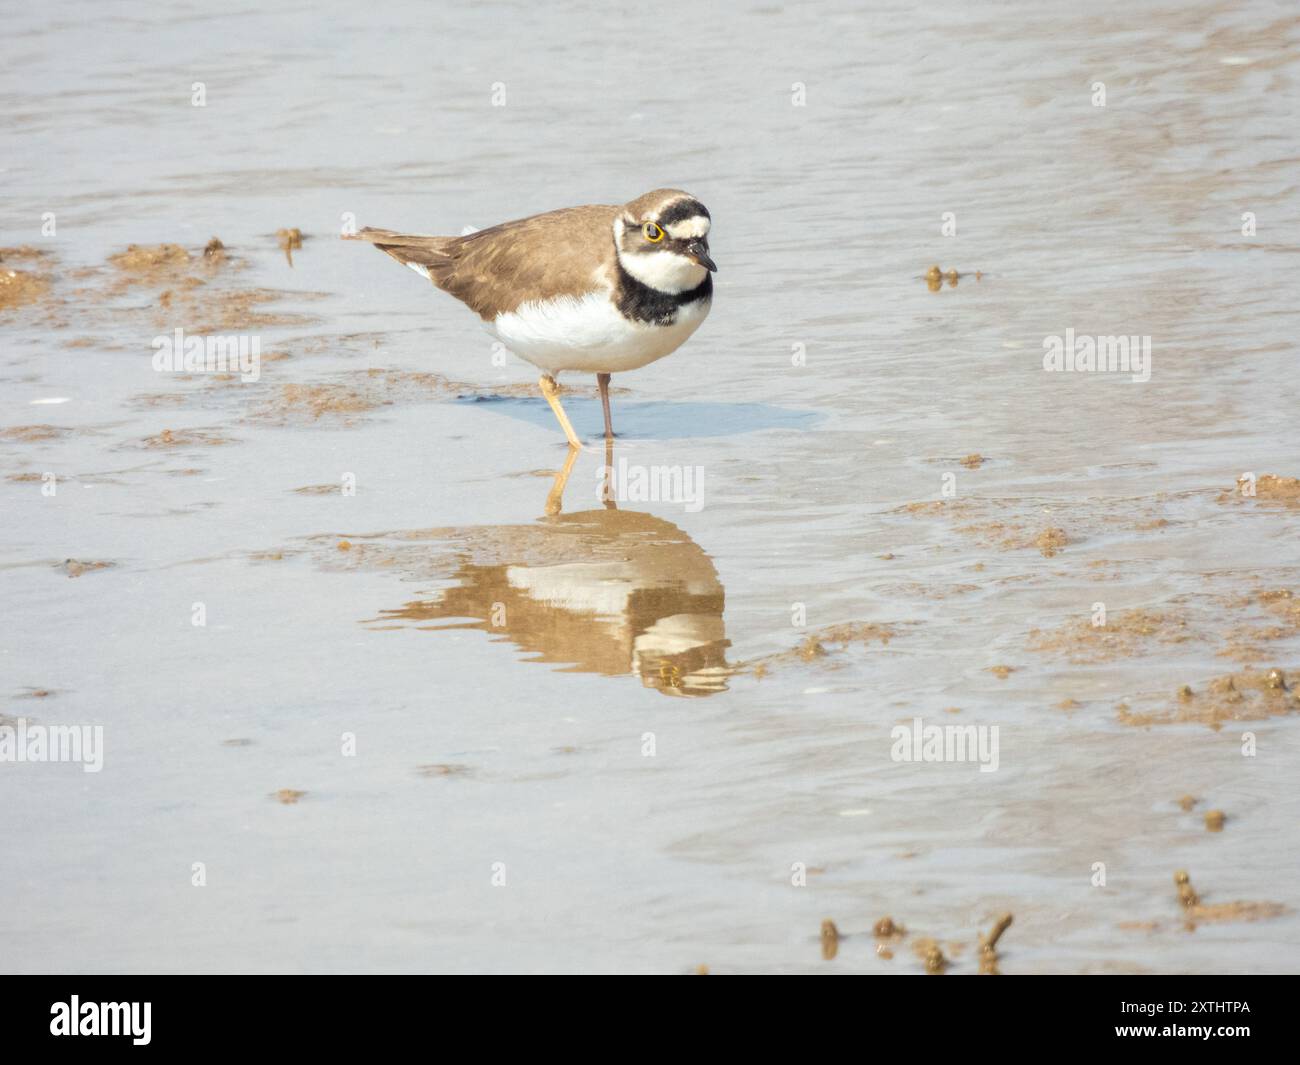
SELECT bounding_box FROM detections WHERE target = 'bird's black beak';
[686,241,717,272]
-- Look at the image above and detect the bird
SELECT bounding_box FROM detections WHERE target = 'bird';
[346,188,715,447]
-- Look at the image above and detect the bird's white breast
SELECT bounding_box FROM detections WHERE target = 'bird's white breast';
[489,291,711,376]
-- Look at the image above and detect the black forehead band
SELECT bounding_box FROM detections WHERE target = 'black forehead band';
[656,199,710,226]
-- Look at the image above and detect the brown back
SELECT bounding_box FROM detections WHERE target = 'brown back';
[357,204,620,320]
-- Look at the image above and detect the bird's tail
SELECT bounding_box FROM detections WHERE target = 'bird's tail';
[344,226,457,281]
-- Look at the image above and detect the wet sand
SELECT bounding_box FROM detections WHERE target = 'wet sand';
[2,0,1299,973]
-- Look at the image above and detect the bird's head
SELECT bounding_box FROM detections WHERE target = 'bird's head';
[614,189,715,294]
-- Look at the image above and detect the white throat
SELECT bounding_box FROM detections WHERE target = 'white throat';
[613,218,708,295]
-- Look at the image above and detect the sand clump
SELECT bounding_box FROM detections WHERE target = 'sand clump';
[277,228,304,265]
[820,919,840,960]
[266,383,380,422]
[101,241,315,334]
[108,243,194,277]
[61,559,114,578]
[1174,871,1284,927]
[952,519,1071,557]
[1223,473,1300,507]
[0,246,55,311]
[0,424,74,443]
[253,370,534,426]
[748,621,906,675]
[0,266,52,311]
[1119,667,1299,728]
[271,788,306,804]
[135,427,233,449]
[1029,608,1193,664]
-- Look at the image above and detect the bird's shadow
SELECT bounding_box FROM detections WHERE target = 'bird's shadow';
[458,395,819,440]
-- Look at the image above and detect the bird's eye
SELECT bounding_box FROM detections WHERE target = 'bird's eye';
[642,222,664,243]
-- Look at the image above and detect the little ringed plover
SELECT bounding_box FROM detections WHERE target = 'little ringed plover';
[347,188,715,447]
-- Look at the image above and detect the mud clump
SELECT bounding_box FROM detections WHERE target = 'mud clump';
[820,919,840,960]
[747,620,905,675]
[1029,608,1192,664]
[1258,589,1300,628]
[100,240,313,334]
[0,267,52,311]
[1220,591,1300,661]
[271,383,379,421]
[0,424,72,443]
[1119,666,1299,728]
[108,243,194,280]
[1255,475,1300,501]
[272,788,306,804]
[978,912,1013,975]
[253,371,479,427]
[797,637,827,661]
[1034,527,1069,557]
[874,916,903,938]
[923,264,977,291]
[61,559,114,578]
[1224,473,1300,507]
[819,622,897,646]
[1174,870,1285,927]
[137,427,232,449]
[416,763,470,777]
[914,938,948,974]
[277,228,304,266]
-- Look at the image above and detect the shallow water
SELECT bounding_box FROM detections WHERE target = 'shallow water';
[2,0,1299,973]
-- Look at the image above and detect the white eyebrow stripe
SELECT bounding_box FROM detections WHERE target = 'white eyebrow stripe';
[664,217,710,239]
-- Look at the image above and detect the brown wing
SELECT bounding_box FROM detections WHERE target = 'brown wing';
[348,204,619,320]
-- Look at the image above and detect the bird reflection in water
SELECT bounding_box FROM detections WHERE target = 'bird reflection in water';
[370,443,731,697]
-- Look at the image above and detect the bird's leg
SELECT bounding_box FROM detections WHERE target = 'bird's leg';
[597,372,614,440]
[544,441,580,516]
[602,433,617,510]
[538,374,582,449]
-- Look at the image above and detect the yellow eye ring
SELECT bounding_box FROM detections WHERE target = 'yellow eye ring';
[642,222,664,243]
